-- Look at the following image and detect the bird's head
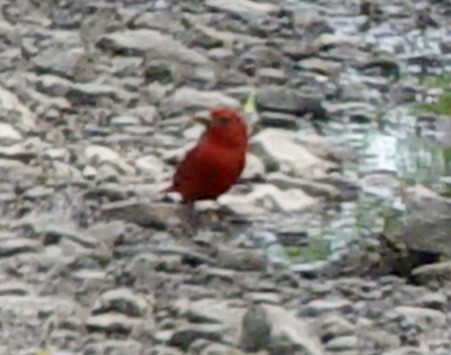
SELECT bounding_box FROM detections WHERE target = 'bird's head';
[193,107,248,149]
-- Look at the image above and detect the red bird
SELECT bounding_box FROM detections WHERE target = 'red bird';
[166,107,248,203]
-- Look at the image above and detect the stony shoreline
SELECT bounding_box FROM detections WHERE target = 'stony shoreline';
[0,0,450,354]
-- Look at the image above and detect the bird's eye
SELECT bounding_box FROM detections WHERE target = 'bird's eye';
[219,117,230,125]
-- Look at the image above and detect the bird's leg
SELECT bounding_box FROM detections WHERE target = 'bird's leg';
[205,200,228,228]
[179,201,201,236]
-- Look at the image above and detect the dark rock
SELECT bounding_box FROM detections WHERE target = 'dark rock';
[217,247,266,271]
[239,304,271,352]
[168,324,224,349]
[256,86,325,117]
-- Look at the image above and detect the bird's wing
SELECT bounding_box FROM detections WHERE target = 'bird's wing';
[172,144,204,190]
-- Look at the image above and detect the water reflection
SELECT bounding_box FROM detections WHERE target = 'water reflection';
[265,110,451,264]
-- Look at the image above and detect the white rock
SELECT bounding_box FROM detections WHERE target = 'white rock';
[0,85,35,130]
[83,165,97,179]
[52,161,83,182]
[241,153,265,180]
[251,128,335,178]
[44,147,69,161]
[135,155,167,178]
[249,184,317,212]
[85,145,120,163]
[171,87,240,111]
[205,0,279,16]
[219,194,267,216]
[0,123,22,145]
[85,145,135,176]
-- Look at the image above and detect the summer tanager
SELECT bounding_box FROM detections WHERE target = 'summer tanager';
[166,107,248,203]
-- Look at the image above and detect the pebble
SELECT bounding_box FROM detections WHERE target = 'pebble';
[300,299,354,317]
[92,288,149,317]
[0,123,22,145]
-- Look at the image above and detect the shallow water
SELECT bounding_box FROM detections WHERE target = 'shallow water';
[263,107,451,264]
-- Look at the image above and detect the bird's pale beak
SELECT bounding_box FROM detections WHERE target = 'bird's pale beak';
[192,115,211,127]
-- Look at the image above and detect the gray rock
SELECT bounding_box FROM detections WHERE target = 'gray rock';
[84,144,134,175]
[97,29,210,65]
[256,67,288,85]
[412,261,451,285]
[132,12,184,33]
[135,155,167,178]
[67,82,128,103]
[168,324,225,349]
[382,347,428,355]
[92,288,150,317]
[82,340,143,355]
[300,299,353,317]
[194,266,237,286]
[240,304,324,355]
[0,143,37,163]
[23,186,54,200]
[388,186,451,257]
[35,73,74,97]
[239,304,271,352]
[101,200,179,229]
[259,111,299,129]
[144,345,184,355]
[0,295,79,318]
[217,247,266,272]
[0,85,35,131]
[186,22,236,49]
[0,238,40,257]
[386,306,446,328]
[0,281,33,296]
[0,123,22,145]
[168,87,240,112]
[325,335,359,352]
[313,33,360,51]
[416,292,447,311]
[317,314,356,341]
[40,224,98,249]
[182,299,245,330]
[256,86,325,116]
[85,313,142,334]
[314,175,360,201]
[86,220,126,246]
[200,343,245,355]
[298,58,341,77]
[32,47,93,81]
[245,292,281,305]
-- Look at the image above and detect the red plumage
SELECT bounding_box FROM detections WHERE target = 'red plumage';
[166,107,248,203]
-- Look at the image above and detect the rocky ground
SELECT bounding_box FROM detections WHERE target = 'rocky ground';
[0,0,451,354]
